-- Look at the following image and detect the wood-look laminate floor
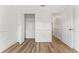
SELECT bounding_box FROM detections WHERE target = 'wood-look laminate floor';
[3,37,78,53]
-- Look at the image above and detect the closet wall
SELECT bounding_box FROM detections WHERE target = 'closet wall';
[24,14,35,39]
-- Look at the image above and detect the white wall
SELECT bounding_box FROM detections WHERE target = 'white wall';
[0,5,68,52]
[0,6,18,52]
[35,8,52,42]
[24,14,35,38]
[16,5,61,43]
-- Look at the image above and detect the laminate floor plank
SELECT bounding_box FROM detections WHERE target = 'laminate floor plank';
[3,43,19,53]
[22,40,34,53]
[36,42,40,53]
[10,39,30,53]
[39,42,49,53]
[48,43,58,53]
[3,37,78,53]
[16,39,31,53]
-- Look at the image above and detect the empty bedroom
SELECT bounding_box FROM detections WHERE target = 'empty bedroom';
[0,5,79,53]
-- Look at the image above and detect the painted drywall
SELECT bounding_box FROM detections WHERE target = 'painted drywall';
[0,6,18,52]
[0,5,73,52]
[16,5,62,42]
[24,14,35,38]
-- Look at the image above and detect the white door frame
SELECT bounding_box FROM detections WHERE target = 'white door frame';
[18,13,36,44]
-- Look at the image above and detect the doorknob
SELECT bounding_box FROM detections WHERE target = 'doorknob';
[69,29,73,30]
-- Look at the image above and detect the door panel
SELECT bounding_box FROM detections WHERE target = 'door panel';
[61,7,74,48]
[73,6,79,51]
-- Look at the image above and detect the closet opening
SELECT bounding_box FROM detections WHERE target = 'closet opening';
[24,14,35,40]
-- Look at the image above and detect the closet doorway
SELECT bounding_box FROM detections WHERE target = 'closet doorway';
[24,14,35,40]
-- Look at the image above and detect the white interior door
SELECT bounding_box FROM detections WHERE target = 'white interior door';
[62,7,74,48]
[73,6,79,51]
